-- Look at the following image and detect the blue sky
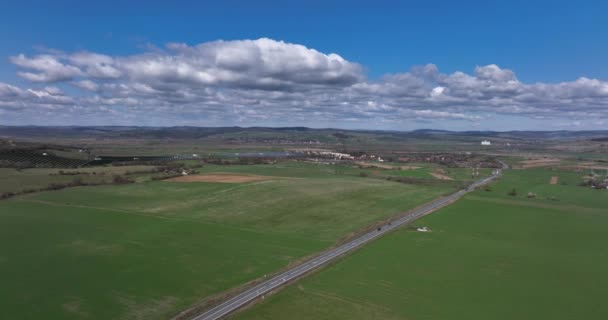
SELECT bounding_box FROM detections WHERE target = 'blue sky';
[1,0,607,130]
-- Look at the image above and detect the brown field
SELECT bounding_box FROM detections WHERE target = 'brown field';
[166,173,275,183]
[573,165,608,170]
[550,176,558,184]
[430,169,453,180]
[518,158,561,168]
[557,162,608,171]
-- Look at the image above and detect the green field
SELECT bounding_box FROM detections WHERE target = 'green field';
[0,162,456,320]
[236,168,608,320]
[197,162,479,185]
[0,166,160,194]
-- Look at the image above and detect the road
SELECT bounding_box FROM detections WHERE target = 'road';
[191,165,506,320]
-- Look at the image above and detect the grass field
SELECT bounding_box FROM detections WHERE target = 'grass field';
[0,162,456,320]
[0,161,476,197]
[236,168,608,320]
[0,166,159,194]
[197,161,482,184]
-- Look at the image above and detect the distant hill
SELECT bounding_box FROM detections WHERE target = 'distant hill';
[591,137,608,142]
[1,125,607,141]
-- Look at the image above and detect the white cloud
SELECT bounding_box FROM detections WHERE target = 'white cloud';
[116,38,363,90]
[474,64,517,82]
[10,54,82,82]
[68,52,122,79]
[411,109,482,121]
[0,82,75,109]
[3,38,608,127]
[72,80,99,91]
[430,86,445,97]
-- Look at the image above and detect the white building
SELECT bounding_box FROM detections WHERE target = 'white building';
[481,140,491,146]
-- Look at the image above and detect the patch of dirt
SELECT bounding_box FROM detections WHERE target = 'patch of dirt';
[573,165,608,170]
[118,295,178,320]
[550,176,558,184]
[65,240,123,255]
[166,173,275,183]
[63,298,89,318]
[399,165,421,170]
[242,265,255,275]
[518,158,561,168]
[430,169,453,180]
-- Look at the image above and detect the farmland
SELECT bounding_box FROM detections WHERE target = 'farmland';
[0,161,456,320]
[0,166,160,194]
[4,126,608,159]
[236,168,608,320]
[1,127,607,320]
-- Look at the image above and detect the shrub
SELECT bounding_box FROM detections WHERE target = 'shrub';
[0,192,15,199]
[112,175,135,184]
[508,188,517,196]
[72,177,85,186]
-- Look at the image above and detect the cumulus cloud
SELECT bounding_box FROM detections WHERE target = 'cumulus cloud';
[3,38,608,127]
[0,82,75,109]
[11,38,362,91]
[411,109,482,121]
[68,52,122,79]
[10,54,82,82]
[72,80,99,91]
[121,38,362,90]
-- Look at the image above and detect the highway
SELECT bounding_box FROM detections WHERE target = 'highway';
[191,164,506,320]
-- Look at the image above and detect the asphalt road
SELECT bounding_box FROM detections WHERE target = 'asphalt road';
[191,166,505,320]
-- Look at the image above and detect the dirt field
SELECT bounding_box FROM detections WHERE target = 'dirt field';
[519,158,561,169]
[556,162,608,171]
[550,176,558,184]
[572,165,608,170]
[166,173,275,183]
[430,170,453,180]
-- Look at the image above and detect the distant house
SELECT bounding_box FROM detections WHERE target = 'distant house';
[481,140,491,146]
